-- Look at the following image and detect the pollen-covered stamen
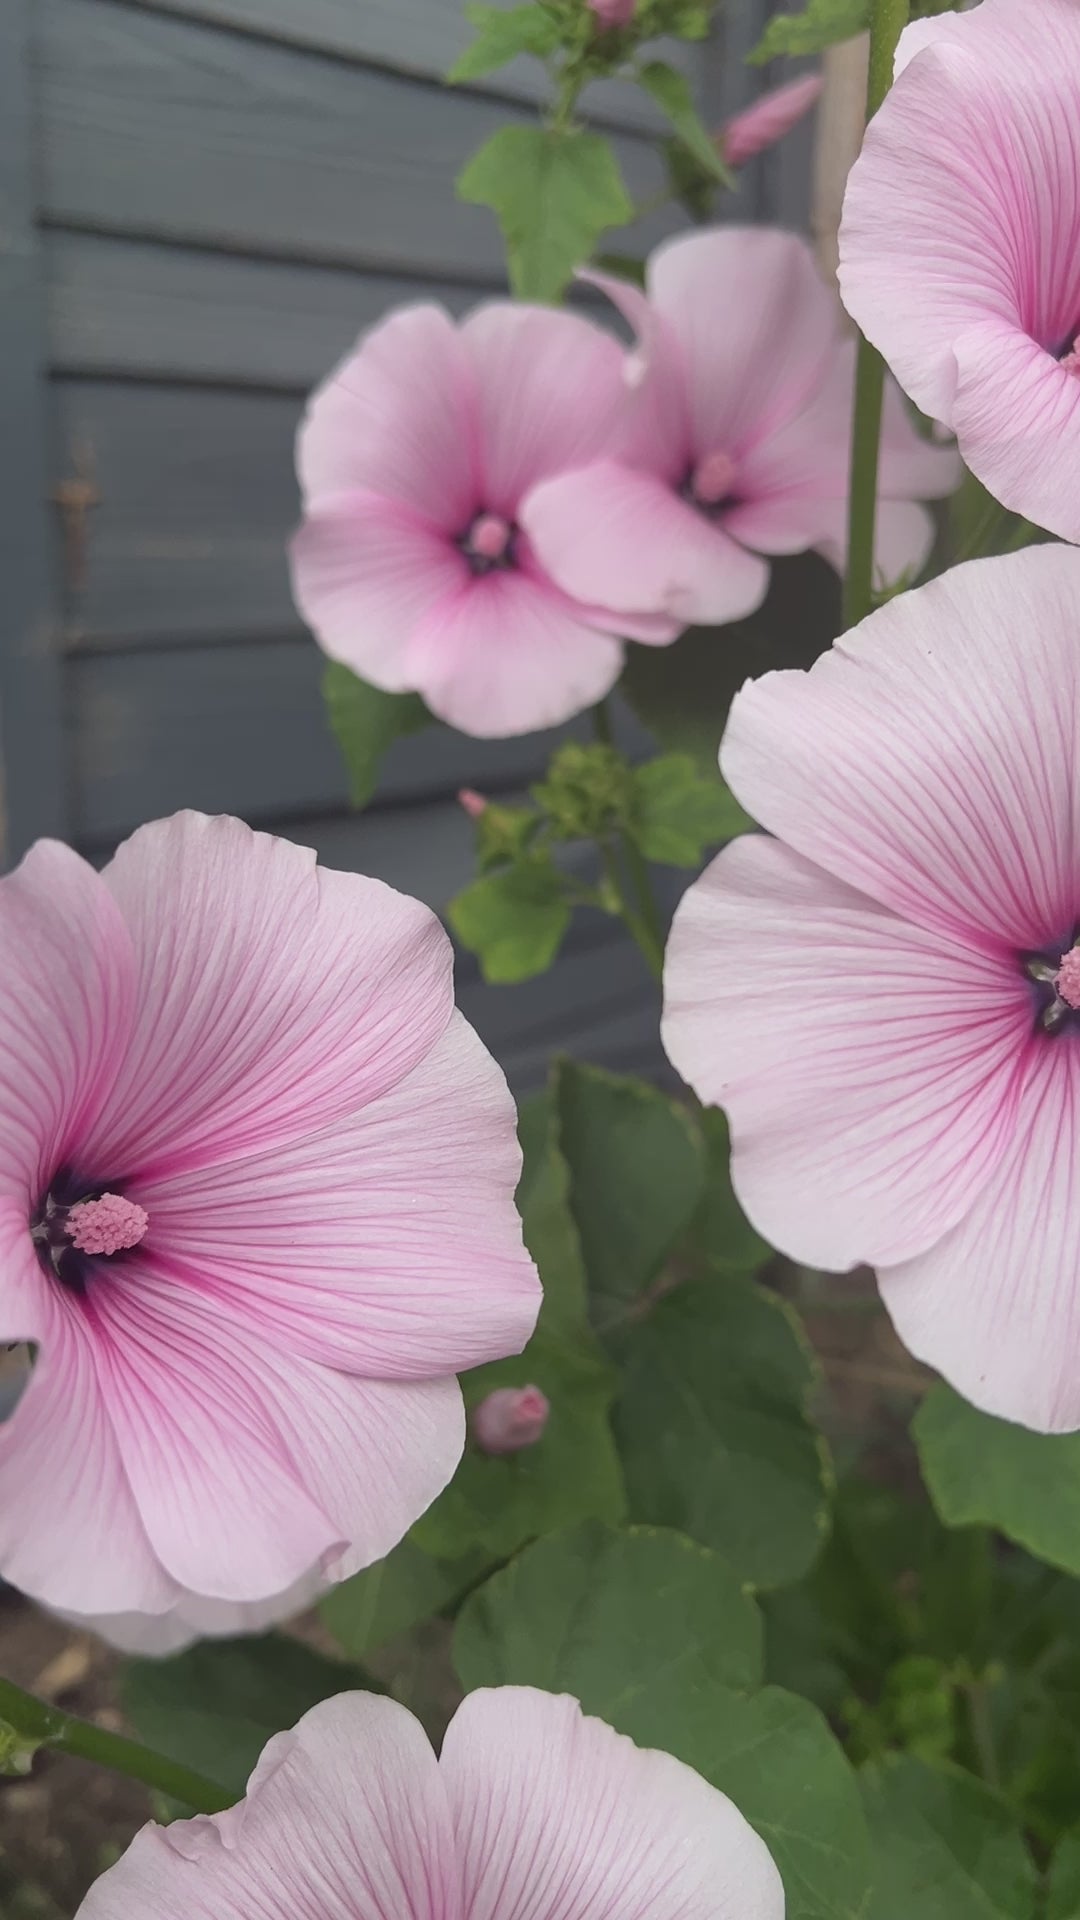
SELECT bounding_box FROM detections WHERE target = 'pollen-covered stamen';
[67,1193,149,1257]
[1055,946,1080,1010]
[690,449,739,509]
[462,512,515,575]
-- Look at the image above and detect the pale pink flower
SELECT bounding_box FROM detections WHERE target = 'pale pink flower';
[289,304,676,740]
[589,0,637,25]
[720,74,823,169]
[77,1687,784,1920]
[838,0,1080,545]
[472,1383,549,1452]
[0,811,539,1648]
[522,229,959,631]
[663,545,1080,1433]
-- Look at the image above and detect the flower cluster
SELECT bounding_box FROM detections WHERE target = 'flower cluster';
[290,227,957,740]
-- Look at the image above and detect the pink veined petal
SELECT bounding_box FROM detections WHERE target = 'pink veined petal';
[879,1041,1080,1433]
[139,1012,541,1383]
[0,1281,178,1616]
[839,2,1080,428]
[0,842,133,1208]
[76,1694,461,1920]
[404,567,624,738]
[662,835,1030,1272]
[719,547,1080,952]
[810,497,937,587]
[85,814,455,1180]
[521,462,769,629]
[460,303,628,513]
[289,491,468,689]
[296,303,479,532]
[577,267,692,479]
[80,1259,465,1598]
[61,1565,332,1657]
[647,227,840,457]
[442,1688,784,1920]
[950,321,1080,546]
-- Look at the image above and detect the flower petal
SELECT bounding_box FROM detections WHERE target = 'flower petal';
[83,1260,464,1597]
[442,1688,783,1920]
[950,321,1080,547]
[522,462,769,628]
[461,303,627,513]
[140,1012,541,1383]
[77,1693,459,1920]
[880,1041,1080,1432]
[719,547,1080,951]
[289,492,467,689]
[0,842,132,1208]
[405,565,624,737]
[0,1281,177,1615]
[296,303,478,531]
[648,227,838,456]
[86,814,455,1180]
[662,835,1029,1270]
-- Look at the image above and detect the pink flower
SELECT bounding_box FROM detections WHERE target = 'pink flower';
[662,545,1080,1433]
[76,1687,784,1920]
[838,0,1080,544]
[0,812,539,1647]
[589,0,637,25]
[472,1383,550,1452]
[720,74,823,169]
[522,229,959,631]
[289,304,676,740]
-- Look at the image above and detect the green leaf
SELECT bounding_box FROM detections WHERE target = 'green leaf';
[322,663,428,811]
[553,1059,704,1325]
[447,3,561,82]
[611,1277,832,1587]
[452,1520,869,1920]
[320,1536,493,1660]
[412,1095,625,1560]
[454,1519,764,1700]
[621,553,841,778]
[1048,1830,1080,1920]
[860,1756,1037,1920]
[122,1634,376,1799]
[749,0,869,63]
[636,60,732,183]
[914,1385,1080,1577]
[474,801,541,872]
[630,752,752,865]
[458,125,633,302]
[687,1106,770,1274]
[448,857,570,984]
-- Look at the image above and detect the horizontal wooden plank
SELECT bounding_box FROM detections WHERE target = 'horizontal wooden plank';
[68,638,596,841]
[120,0,701,136]
[46,235,491,387]
[38,0,685,280]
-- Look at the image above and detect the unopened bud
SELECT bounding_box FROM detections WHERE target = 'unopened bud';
[472,1385,550,1455]
[458,788,489,820]
[588,0,637,28]
[719,73,823,169]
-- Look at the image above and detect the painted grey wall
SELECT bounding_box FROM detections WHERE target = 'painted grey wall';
[2,0,802,1087]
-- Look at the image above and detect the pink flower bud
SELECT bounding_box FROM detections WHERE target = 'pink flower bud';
[588,0,637,29]
[458,788,489,820]
[719,73,823,169]
[472,1384,550,1455]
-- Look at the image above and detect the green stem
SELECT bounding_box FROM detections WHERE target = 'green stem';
[963,1677,1002,1792]
[0,1674,233,1814]
[590,699,666,979]
[842,0,910,632]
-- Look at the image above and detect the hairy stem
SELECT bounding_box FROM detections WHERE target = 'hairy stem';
[591,699,666,979]
[0,1673,233,1814]
[842,0,911,631]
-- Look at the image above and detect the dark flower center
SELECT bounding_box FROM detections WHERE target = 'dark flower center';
[460,512,517,575]
[30,1168,148,1294]
[1021,933,1080,1034]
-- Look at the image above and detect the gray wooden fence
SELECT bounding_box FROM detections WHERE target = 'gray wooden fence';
[1,0,805,1088]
